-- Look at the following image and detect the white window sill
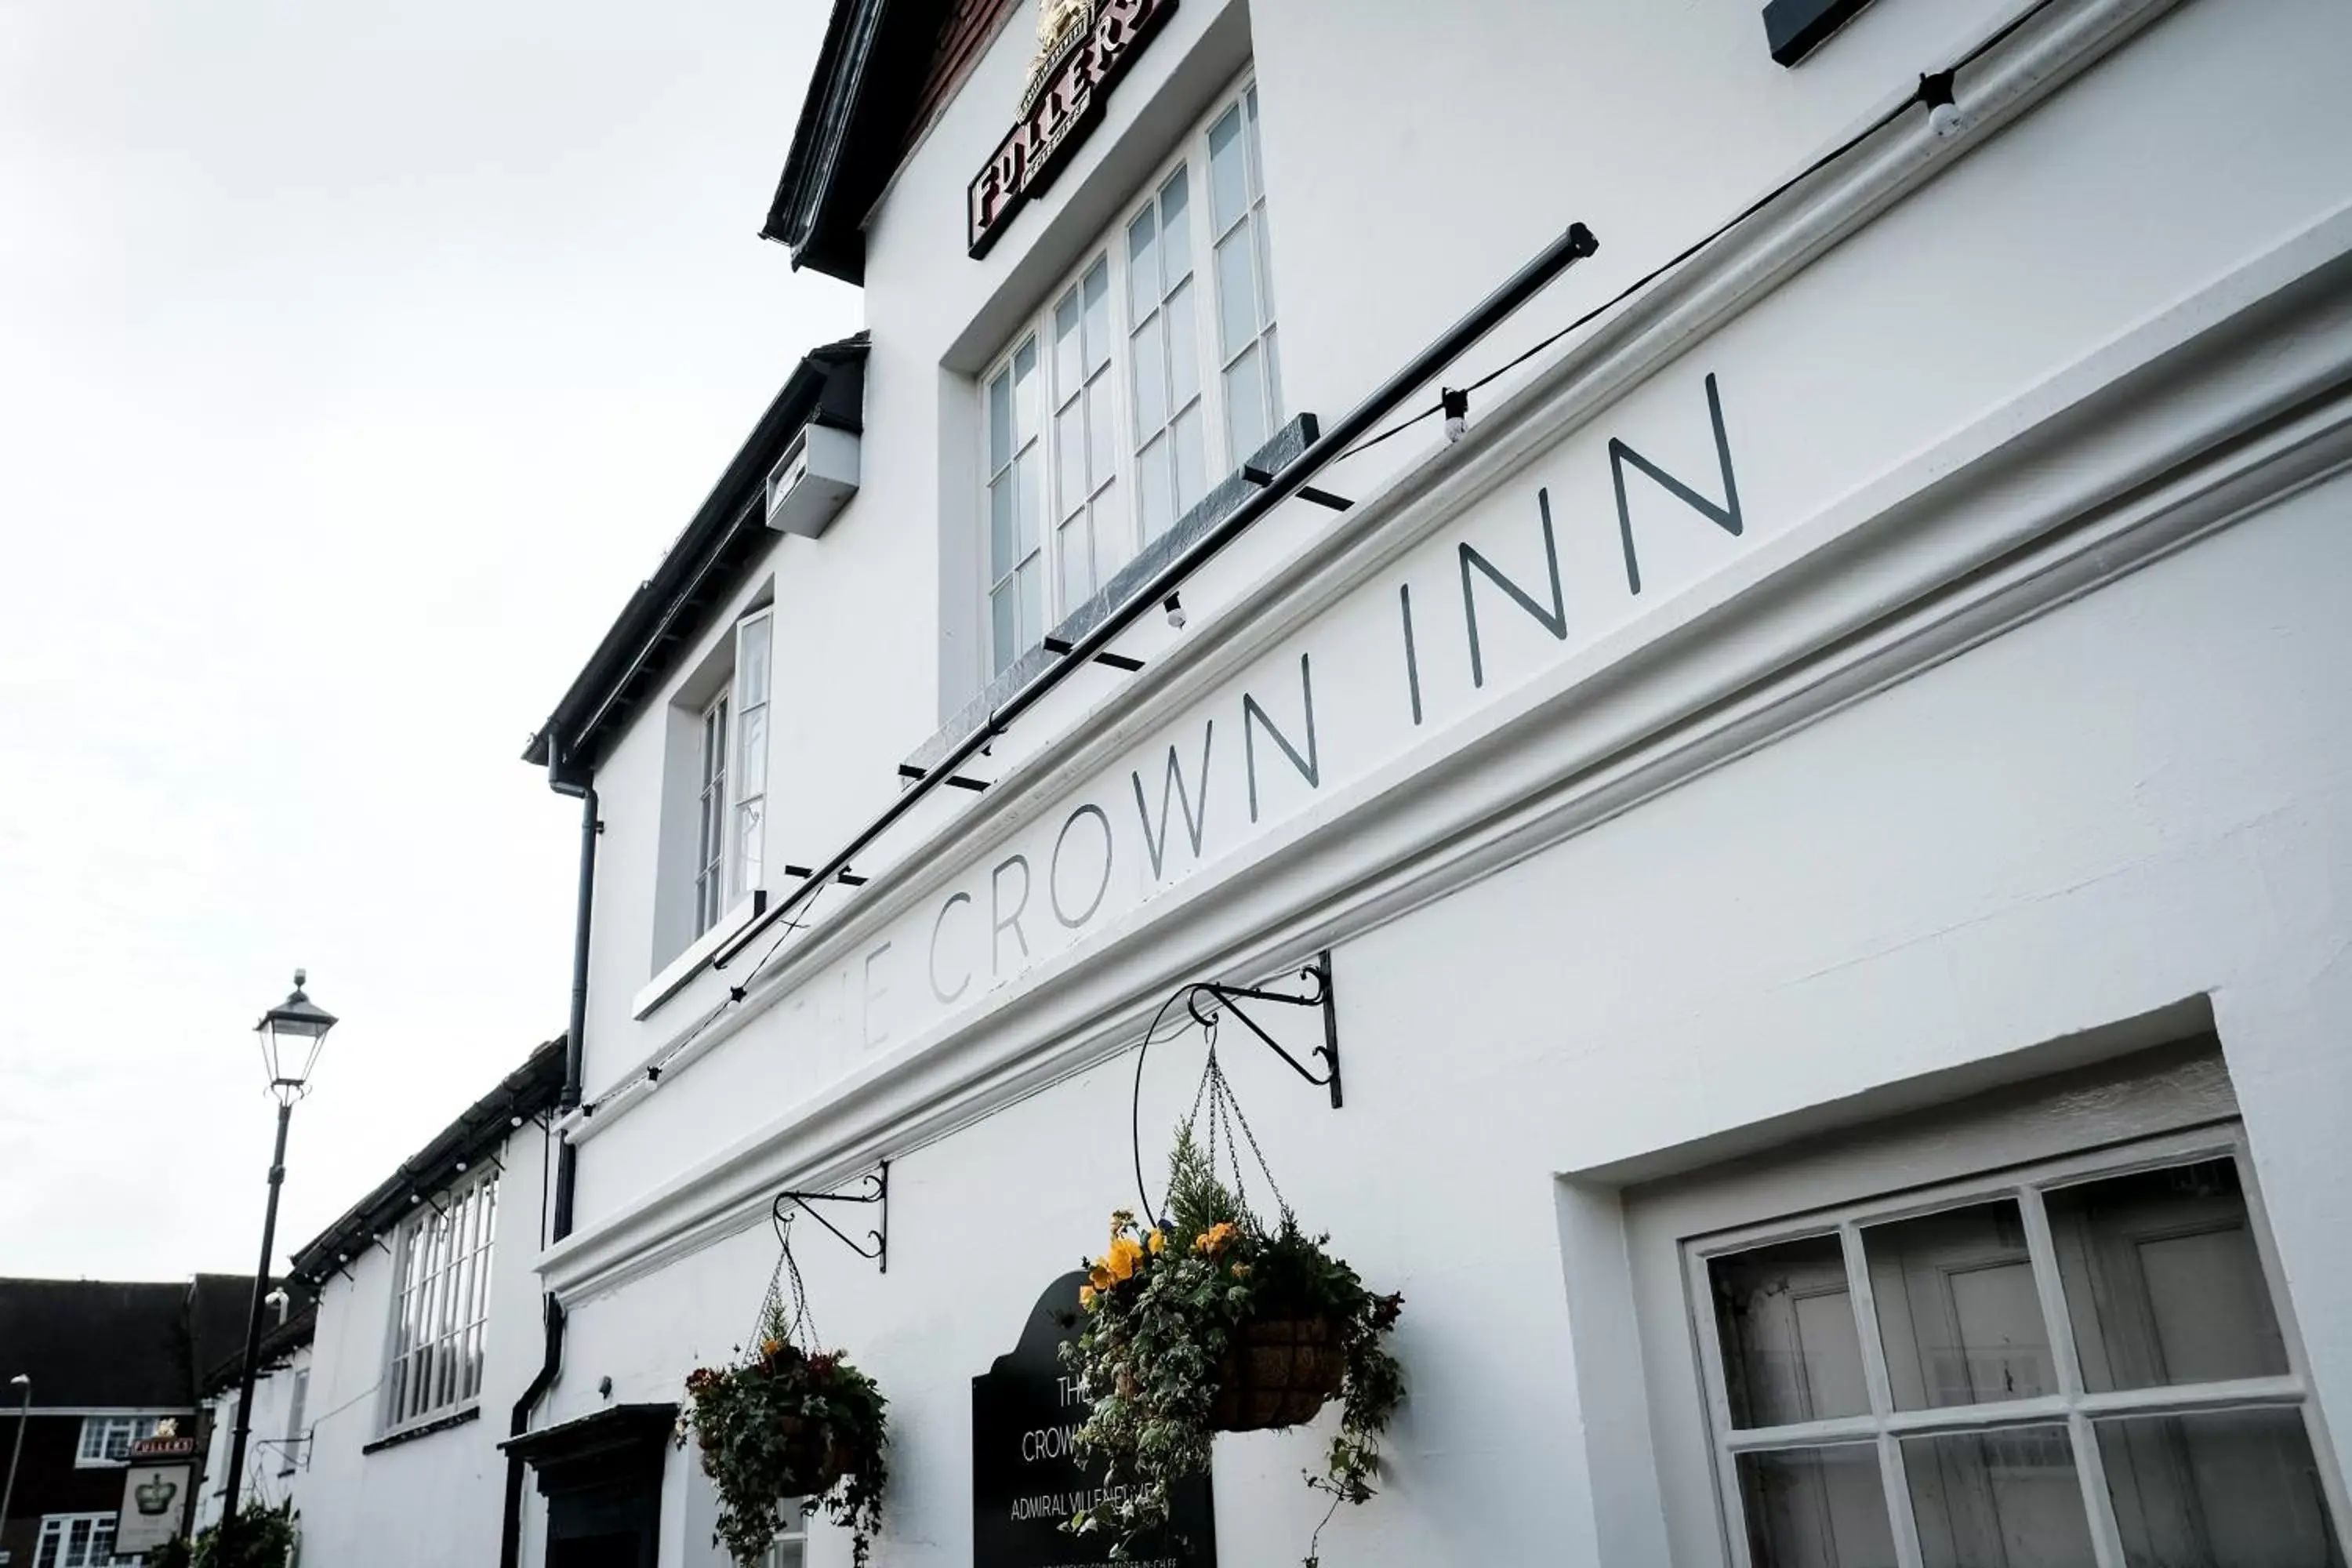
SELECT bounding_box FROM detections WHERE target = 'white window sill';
[363,1402,481,1454]
[632,891,765,1020]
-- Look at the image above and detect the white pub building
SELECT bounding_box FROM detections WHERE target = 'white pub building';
[509,0,2352,1564]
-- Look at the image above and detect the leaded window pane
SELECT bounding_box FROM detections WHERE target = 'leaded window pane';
[1733,1444,1896,1568]
[2096,1408,2346,1568]
[1901,1425,2095,1568]
[1711,1233,1869,1429]
[2046,1157,2288,1393]
[1863,1200,2053,1410]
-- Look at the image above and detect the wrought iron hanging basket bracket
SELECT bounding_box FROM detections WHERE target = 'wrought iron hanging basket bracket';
[771,1160,890,1273]
[1183,952,1341,1109]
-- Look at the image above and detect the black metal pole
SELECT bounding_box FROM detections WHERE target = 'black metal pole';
[713,221,1600,975]
[221,1098,292,1539]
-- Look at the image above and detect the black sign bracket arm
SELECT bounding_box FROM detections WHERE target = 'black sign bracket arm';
[1182,954,1341,1110]
[1131,953,1341,1225]
[773,1161,890,1273]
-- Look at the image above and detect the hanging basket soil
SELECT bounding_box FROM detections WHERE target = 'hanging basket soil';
[1210,1310,1348,1432]
[767,1412,855,1497]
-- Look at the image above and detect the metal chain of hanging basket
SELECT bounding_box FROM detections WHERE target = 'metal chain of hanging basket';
[755,1206,820,1354]
[1181,1023,1292,1227]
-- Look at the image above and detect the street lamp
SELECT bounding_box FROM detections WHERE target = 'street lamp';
[220,971,337,1544]
[2,1374,28,1544]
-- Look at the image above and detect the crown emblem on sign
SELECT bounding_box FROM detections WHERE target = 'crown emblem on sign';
[1020,0,1095,115]
[134,1475,179,1515]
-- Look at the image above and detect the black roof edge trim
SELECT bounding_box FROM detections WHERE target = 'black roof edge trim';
[765,0,963,283]
[522,334,869,779]
[285,1037,568,1283]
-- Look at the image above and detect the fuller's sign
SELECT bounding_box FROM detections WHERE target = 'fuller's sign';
[973,1272,1215,1566]
[968,0,1178,258]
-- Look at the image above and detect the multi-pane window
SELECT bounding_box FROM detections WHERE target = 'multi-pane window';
[1206,85,1278,467]
[279,1367,309,1475]
[75,1414,163,1465]
[1127,169,1207,546]
[764,1510,808,1568]
[985,339,1045,671]
[981,78,1279,678]
[34,1515,115,1568]
[383,1172,498,1431]
[1051,258,1121,613]
[1693,1134,2346,1567]
[685,607,774,942]
[694,688,730,937]
[729,610,771,906]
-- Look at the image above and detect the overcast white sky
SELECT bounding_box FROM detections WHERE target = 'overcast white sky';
[0,2,862,1279]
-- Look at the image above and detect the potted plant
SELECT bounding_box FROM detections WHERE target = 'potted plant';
[679,1302,889,1566]
[1061,1128,1404,1563]
[153,1501,298,1568]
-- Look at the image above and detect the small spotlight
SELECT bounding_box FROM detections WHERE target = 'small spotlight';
[645,1065,662,1091]
[1442,387,1470,444]
[1918,71,1965,139]
[1163,593,1187,630]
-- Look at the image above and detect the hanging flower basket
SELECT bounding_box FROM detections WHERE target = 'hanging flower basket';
[679,1238,889,1566]
[1060,1119,1405,1564]
[1210,1310,1348,1432]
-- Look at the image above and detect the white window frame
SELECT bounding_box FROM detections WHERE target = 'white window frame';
[762,1508,809,1568]
[278,1367,309,1476]
[380,1169,499,1435]
[34,1512,118,1568]
[689,608,774,940]
[693,686,730,938]
[74,1414,163,1467]
[980,74,1279,678]
[1683,1123,2350,1568]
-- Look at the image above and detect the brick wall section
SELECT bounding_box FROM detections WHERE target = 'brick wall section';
[904,0,1025,156]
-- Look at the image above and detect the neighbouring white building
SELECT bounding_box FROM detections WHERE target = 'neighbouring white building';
[191,1040,564,1567]
[506,1,2352,1565]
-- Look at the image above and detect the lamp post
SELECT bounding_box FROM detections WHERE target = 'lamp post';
[2,1374,28,1544]
[220,972,336,1544]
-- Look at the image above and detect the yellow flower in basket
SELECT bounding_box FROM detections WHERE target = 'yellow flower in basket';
[1105,1235,1145,1282]
[1079,1283,1099,1310]
[1147,1228,1167,1255]
[1193,1221,1240,1258]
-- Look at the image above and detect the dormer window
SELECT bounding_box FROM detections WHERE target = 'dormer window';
[981,78,1279,678]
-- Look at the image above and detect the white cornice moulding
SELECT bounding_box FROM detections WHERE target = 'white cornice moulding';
[554,0,2187,1149]
[539,198,2352,1304]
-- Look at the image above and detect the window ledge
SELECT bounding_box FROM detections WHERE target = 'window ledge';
[906,413,1319,777]
[362,1403,480,1455]
[632,891,767,1020]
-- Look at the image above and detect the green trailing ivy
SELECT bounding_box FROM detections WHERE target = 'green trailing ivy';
[678,1304,889,1567]
[148,1501,297,1568]
[1060,1128,1404,1564]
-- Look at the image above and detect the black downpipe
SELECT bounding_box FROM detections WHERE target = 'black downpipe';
[549,761,598,1239]
[502,746,597,1568]
[499,1294,565,1568]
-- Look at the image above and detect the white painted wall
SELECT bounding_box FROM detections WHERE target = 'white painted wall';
[195,1344,312,1535]
[217,1120,558,1568]
[532,0,2352,1563]
[555,454,2352,1566]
